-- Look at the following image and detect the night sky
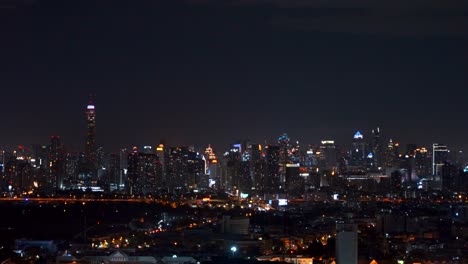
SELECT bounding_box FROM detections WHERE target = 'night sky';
[1,0,468,152]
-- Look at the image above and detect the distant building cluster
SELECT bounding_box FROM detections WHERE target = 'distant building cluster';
[1,100,467,198]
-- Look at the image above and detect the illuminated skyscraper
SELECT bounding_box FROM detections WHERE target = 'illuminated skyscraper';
[278,133,290,191]
[384,139,399,169]
[49,136,65,191]
[415,147,431,176]
[225,144,242,191]
[265,145,280,195]
[204,144,219,188]
[432,143,448,176]
[127,147,158,195]
[156,144,166,185]
[371,127,383,169]
[350,131,365,166]
[318,140,337,171]
[119,148,128,191]
[85,98,97,170]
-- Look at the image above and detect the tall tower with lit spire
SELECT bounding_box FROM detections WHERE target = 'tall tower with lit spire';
[85,95,97,169]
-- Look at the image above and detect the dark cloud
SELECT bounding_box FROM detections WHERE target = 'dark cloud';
[0,0,467,151]
[187,0,468,36]
[0,0,36,9]
[271,12,468,37]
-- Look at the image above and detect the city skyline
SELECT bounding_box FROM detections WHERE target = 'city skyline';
[2,1,468,263]
[0,96,465,155]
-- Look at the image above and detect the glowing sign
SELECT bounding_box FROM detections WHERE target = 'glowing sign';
[354,131,363,139]
[209,179,216,187]
[232,144,241,153]
[286,163,300,167]
[278,133,289,142]
[321,140,335,144]
[278,199,288,206]
[87,105,95,110]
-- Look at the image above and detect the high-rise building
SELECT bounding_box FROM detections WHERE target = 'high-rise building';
[249,144,264,195]
[85,98,97,171]
[96,146,106,182]
[119,148,128,191]
[371,127,383,169]
[318,140,337,171]
[441,162,458,192]
[239,152,252,195]
[164,146,205,192]
[166,147,187,191]
[448,149,465,169]
[156,144,166,187]
[250,144,262,162]
[204,144,216,161]
[65,152,80,183]
[433,143,448,176]
[3,148,35,194]
[253,158,267,195]
[31,144,48,170]
[278,133,290,191]
[285,163,302,195]
[225,144,242,191]
[127,147,158,195]
[350,131,366,167]
[186,150,205,188]
[384,139,399,169]
[265,145,280,196]
[304,148,315,168]
[108,153,121,192]
[49,136,65,191]
[204,144,218,183]
[414,147,431,176]
[336,223,358,264]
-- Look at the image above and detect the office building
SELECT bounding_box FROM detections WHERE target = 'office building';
[127,147,158,195]
[414,147,431,177]
[350,131,366,167]
[432,143,448,176]
[317,140,337,171]
[371,127,383,169]
[49,136,65,191]
[265,145,280,196]
[336,223,358,264]
[85,98,97,172]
